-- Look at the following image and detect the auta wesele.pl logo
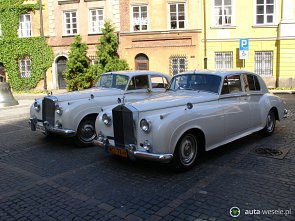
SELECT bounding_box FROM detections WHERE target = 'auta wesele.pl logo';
[230,207,241,217]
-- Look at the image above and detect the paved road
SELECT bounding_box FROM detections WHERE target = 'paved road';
[0,95,294,221]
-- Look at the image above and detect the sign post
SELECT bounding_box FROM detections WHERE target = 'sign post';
[239,39,249,68]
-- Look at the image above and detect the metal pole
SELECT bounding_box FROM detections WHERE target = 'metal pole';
[39,0,47,90]
[203,0,208,69]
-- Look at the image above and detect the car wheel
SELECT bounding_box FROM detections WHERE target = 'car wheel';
[260,109,276,136]
[75,118,97,147]
[171,133,199,171]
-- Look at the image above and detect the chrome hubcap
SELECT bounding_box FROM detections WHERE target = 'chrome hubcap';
[80,123,96,142]
[180,135,197,166]
[266,113,274,132]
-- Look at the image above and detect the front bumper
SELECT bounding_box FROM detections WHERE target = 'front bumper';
[284,109,288,118]
[29,118,76,137]
[93,138,173,163]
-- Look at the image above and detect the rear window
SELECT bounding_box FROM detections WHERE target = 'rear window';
[221,75,242,94]
[151,76,168,88]
[247,74,261,91]
[127,75,149,90]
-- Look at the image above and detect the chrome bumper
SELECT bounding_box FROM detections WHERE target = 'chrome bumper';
[93,138,173,163]
[284,109,288,118]
[29,118,76,137]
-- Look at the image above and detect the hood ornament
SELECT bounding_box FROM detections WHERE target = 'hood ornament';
[117,95,125,105]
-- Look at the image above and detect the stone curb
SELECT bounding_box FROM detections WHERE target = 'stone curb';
[270,90,295,94]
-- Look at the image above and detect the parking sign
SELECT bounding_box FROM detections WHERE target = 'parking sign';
[239,38,249,59]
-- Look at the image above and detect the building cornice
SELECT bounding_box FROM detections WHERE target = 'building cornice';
[119,29,202,36]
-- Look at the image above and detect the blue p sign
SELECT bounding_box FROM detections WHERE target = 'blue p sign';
[239,39,249,51]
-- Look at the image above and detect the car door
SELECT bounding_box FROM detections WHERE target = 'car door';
[219,74,251,138]
[242,73,264,129]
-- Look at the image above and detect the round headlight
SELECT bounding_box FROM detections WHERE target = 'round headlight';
[33,101,40,112]
[102,113,112,126]
[55,104,63,115]
[140,119,152,133]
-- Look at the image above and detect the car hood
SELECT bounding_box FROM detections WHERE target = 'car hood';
[45,87,124,102]
[130,91,219,112]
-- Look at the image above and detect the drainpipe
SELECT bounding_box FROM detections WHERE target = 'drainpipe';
[203,0,208,69]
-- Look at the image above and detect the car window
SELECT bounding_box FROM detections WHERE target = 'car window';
[170,74,221,94]
[115,75,128,90]
[246,74,261,91]
[98,74,129,90]
[151,76,168,88]
[253,75,261,91]
[221,75,242,94]
[127,75,149,90]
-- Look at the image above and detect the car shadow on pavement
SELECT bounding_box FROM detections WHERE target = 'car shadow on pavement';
[40,134,90,150]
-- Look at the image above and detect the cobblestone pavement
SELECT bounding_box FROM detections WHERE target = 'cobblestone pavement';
[0,95,294,221]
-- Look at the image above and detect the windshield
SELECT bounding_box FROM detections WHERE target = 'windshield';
[97,74,129,90]
[169,74,221,94]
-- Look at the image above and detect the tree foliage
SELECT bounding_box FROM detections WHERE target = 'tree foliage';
[58,21,129,91]
[0,0,53,91]
[64,35,92,91]
[94,21,129,78]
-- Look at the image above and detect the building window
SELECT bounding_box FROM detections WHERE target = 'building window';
[63,11,78,35]
[255,51,273,76]
[214,0,232,26]
[170,55,187,75]
[19,58,31,78]
[132,5,148,31]
[19,14,32,37]
[255,0,275,25]
[89,55,99,65]
[215,52,233,69]
[169,3,186,29]
[89,8,104,34]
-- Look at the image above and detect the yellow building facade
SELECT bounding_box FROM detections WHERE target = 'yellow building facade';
[203,0,295,88]
[119,0,203,75]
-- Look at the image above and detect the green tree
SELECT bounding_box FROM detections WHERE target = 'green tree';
[64,35,93,91]
[94,20,129,80]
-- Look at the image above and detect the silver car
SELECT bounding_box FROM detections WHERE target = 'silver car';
[29,71,171,146]
[94,70,288,171]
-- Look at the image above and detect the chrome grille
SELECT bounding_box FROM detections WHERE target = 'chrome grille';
[42,97,55,126]
[112,105,136,148]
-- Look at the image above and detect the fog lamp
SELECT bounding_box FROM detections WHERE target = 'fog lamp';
[143,140,152,152]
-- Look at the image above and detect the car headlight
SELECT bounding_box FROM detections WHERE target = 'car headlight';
[55,104,63,115]
[102,113,112,126]
[140,119,152,133]
[33,101,40,112]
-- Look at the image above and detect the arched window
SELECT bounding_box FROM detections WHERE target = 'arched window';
[135,53,149,70]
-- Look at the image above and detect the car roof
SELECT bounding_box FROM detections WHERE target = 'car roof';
[102,70,171,78]
[176,70,259,78]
